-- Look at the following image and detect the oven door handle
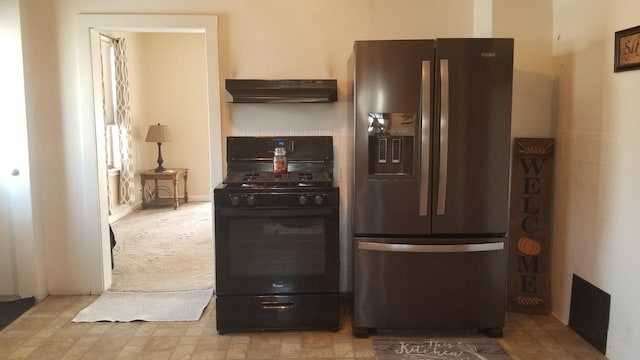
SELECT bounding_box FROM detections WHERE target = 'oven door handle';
[217,208,336,217]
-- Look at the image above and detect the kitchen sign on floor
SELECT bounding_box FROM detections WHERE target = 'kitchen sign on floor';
[508,138,554,314]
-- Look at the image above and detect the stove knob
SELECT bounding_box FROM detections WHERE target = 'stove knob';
[314,194,324,205]
[246,194,256,206]
[298,195,308,206]
[230,194,240,206]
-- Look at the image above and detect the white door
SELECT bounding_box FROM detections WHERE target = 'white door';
[0,0,46,299]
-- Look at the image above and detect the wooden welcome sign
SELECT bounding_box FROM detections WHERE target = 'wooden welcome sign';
[507,138,554,314]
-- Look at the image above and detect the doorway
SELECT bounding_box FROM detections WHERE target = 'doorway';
[94,31,212,291]
[76,14,223,293]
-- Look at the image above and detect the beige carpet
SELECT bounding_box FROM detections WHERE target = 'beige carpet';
[109,202,214,292]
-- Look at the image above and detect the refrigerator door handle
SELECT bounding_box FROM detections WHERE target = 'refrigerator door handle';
[436,59,450,215]
[419,60,431,216]
[358,241,504,253]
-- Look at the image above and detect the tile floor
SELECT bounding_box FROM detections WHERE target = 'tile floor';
[0,295,607,359]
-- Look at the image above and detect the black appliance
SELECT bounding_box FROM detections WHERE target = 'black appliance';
[214,136,340,334]
[351,39,514,337]
[225,79,338,103]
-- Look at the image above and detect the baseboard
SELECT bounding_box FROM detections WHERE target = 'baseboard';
[186,195,211,202]
[154,195,211,202]
[109,198,211,223]
[108,202,141,223]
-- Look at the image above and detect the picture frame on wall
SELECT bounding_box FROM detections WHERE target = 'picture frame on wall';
[614,25,640,72]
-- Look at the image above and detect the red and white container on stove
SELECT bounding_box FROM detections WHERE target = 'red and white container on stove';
[273,146,287,174]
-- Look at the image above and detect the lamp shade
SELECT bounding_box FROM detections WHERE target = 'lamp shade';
[145,123,172,143]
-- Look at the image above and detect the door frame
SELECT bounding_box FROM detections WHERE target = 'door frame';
[75,14,223,293]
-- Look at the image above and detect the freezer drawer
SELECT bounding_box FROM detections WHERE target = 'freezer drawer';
[353,237,506,335]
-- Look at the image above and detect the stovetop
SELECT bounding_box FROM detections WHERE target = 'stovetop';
[215,136,339,208]
[223,171,333,188]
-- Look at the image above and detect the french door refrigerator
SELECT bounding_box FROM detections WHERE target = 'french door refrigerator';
[351,39,513,337]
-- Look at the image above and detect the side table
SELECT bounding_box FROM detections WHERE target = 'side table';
[140,168,189,210]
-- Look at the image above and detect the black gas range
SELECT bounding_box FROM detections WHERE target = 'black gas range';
[214,136,340,334]
[215,171,338,208]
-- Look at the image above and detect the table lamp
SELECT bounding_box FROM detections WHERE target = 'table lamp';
[145,123,172,172]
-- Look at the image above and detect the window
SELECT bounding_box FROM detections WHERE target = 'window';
[100,35,121,170]
[105,124,121,170]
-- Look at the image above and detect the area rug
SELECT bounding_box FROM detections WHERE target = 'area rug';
[0,297,36,331]
[72,288,213,323]
[110,202,213,292]
[373,337,509,360]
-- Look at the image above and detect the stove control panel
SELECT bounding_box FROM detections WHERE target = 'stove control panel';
[297,194,325,206]
[215,188,339,208]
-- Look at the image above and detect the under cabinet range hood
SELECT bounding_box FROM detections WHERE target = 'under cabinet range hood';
[225,79,337,103]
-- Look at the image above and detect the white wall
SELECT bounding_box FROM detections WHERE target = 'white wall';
[492,0,554,137]
[0,0,47,299]
[223,0,554,293]
[15,0,640,355]
[106,31,211,221]
[15,0,553,297]
[552,0,640,357]
[136,33,210,200]
[0,0,21,295]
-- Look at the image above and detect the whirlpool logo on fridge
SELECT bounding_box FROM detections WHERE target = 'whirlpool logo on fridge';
[481,52,497,58]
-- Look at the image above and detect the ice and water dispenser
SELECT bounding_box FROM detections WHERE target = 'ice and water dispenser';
[367,113,415,175]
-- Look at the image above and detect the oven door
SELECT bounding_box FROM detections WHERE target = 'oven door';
[215,207,339,295]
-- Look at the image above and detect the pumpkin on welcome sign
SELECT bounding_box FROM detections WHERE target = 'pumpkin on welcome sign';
[517,236,541,256]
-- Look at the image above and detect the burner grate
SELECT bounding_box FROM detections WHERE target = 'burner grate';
[241,172,260,182]
[298,172,314,181]
[223,171,332,188]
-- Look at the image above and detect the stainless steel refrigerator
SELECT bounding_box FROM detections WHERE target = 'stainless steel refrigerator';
[351,39,513,337]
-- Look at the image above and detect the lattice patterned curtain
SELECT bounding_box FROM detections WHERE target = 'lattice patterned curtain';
[113,38,136,204]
